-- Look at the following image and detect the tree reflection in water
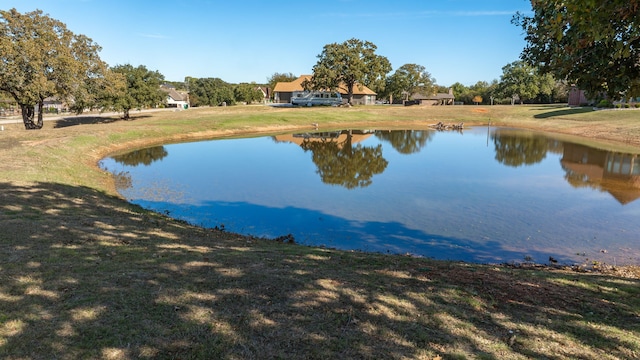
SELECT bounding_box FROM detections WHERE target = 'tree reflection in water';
[492,131,549,167]
[300,130,388,189]
[110,146,168,191]
[375,130,434,155]
[112,146,168,166]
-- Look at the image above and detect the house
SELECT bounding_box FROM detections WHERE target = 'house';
[568,85,588,106]
[256,86,270,104]
[161,85,189,109]
[273,75,377,105]
[409,88,455,106]
[34,96,66,114]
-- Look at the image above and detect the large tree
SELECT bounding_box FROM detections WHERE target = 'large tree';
[0,8,113,129]
[385,63,436,103]
[234,83,264,104]
[311,38,391,104]
[499,61,553,104]
[266,72,297,96]
[110,64,165,119]
[513,0,640,99]
[186,77,235,107]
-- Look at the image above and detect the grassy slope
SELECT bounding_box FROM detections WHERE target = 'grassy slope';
[1,105,640,359]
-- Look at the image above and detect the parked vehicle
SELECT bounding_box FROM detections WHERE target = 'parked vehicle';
[291,92,343,107]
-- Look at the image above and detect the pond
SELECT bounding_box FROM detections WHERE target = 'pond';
[99,127,640,266]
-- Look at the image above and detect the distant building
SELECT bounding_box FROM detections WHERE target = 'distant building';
[255,86,270,104]
[273,75,376,105]
[34,96,65,113]
[161,85,189,109]
[409,88,456,106]
[568,86,588,106]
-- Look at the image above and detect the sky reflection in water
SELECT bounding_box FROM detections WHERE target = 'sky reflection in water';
[100,127,640,265]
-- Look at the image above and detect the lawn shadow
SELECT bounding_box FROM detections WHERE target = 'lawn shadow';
[54,114,153,128]
[1,181,639,359]
[534,106,595,119]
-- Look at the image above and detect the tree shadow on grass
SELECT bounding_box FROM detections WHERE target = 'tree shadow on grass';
[1,181,639,359]
[54,114,153,128]
[534,107,595,119]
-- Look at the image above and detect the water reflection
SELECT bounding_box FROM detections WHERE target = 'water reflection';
[100,128,640,265]
[375,130,434,154]
[562,143,640,204]
[492,130,549,167]
[275,130,388,189]
[112,146,168,166]
[107,146,169,192]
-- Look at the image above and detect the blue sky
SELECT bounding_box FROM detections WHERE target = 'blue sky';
[5,0,532,86]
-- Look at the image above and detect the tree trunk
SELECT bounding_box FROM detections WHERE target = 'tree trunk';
[347,83,354,105]
[123,108,130,120]
[37,99,44,126]
[20,103,43,130]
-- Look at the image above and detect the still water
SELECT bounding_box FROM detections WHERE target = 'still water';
[100,127,640,265]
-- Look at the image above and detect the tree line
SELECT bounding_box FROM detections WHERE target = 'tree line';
[2,2,638,130]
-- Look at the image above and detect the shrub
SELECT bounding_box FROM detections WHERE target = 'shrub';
[635,103,640,108]
[596,99,613,108]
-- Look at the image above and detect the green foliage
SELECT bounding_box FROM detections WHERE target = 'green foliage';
[234,83,264,104]
[311,38,391,104]
[450,81,499,105]
[596,99,613,108]
[385,64,435,102]
[0,8,114,129]
[266,72,297,96]
[499,61,556,104]
[164,80,187,91]
[513,0,640,98]
[186,77,235,107]
[109,64,165,119]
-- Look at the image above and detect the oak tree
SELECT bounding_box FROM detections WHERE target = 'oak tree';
[186,77,235,107]
[109,64,165,119]
[234,83,264,104]
[0,8,113,129]
[311,39,391,104]
[513,0,640,98]
[499,61,554,104]
[266,72,297,97]
[385,64,436,103]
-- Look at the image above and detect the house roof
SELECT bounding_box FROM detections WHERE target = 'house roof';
[412,92,455,100]
[274,75,376,95]
[161,86,186,101]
